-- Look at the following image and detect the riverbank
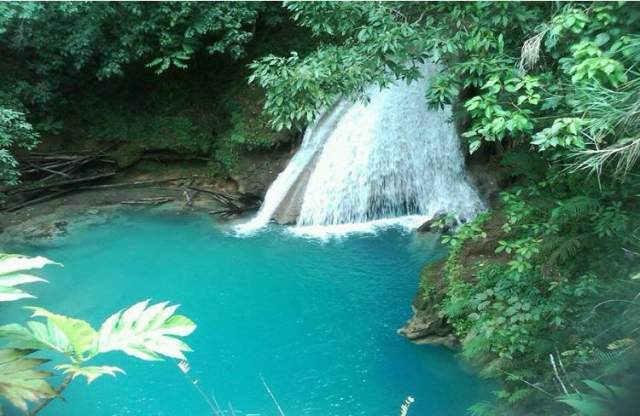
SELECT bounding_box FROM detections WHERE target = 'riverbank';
[0,145,294,245]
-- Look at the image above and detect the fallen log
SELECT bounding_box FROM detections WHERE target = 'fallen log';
[186,186,261,217]
[139,153,210,162]
[23,161,71,178]
[183,188,199,208]
[121,197,174,206]
[6,172,118,195]
[4,190,74,212]
[76,176,200,190]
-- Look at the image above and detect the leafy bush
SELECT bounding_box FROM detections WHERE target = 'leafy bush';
[0,107,39,186]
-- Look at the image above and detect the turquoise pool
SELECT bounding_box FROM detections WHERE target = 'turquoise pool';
[2,212,491,415]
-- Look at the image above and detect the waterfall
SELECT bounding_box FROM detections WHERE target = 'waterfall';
[237,63,484,236]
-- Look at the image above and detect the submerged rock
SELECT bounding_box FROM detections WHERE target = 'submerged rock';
[22,219,68,240]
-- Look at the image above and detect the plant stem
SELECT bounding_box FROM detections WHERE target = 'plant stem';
[183,372,221,416]
[260,374,286,416]
[30,375,73,415]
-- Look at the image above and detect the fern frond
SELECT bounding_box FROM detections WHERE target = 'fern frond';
[467,401,499,416]
[545,234,587,266]
[550,196,600,225]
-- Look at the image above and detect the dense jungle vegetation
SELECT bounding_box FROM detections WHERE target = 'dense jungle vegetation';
[1,2,640,415]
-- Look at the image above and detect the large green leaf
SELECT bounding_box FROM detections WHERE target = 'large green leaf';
[0,321,71,355]
[27,308,97,359]
[0,348,54,413]
[0,254,58,302]
[55,364,125,384]
[97,300,196,361]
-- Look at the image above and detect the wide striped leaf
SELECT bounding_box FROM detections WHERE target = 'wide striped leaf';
[0,348,54,413]
[97,300,196,361]
[27,308,97,359]
[0,321,71,355]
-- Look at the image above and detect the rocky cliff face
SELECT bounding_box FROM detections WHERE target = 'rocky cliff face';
[270,152,319,225]
[397,259,459,349]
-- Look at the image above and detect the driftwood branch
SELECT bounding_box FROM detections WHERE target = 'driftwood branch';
[77,177,199,191]
[121,197,174,205]
[5,190,74,212]
[187,186,261,218]
[24,160,71,178]
[6,172,118,195]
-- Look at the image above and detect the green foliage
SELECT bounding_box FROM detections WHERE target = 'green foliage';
[441,213,489,254]
[558,379,628,416]
[436,172,640,413]
[0,108,39,186]
[250,2,430,130]
[0,2,293,182]
[0,254,197,414]
[0,2,263,83]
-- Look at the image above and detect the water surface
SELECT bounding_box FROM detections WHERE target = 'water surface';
[3,213,490,415]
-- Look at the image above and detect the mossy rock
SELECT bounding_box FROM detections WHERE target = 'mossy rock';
[415,259,447,310]
[113,143,144,168]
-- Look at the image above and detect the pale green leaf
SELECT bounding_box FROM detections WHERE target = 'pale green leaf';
[469,140,482,154]
[55,364,125,384]
[0,286,35,302]
[0,254,57,303]
[0,273,47,287]
[0,255,58,275]
[27,308,97,359]
[98,300,196,361]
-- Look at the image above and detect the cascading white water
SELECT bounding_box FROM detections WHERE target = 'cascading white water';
[238,62,484,236]
[236,100,351,233]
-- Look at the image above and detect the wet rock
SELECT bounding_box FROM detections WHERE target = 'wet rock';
[398,259,459,349]
[231,149,293,197]
[398,307,459,349]
[271,153,320,225]
[417,212,456,233]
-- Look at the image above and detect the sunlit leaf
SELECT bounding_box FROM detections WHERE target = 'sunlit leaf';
[0,254,56,302]
[27,308,97,359]
[55,364,125,384]
[97,300,196,361]
[0,255,58,275]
